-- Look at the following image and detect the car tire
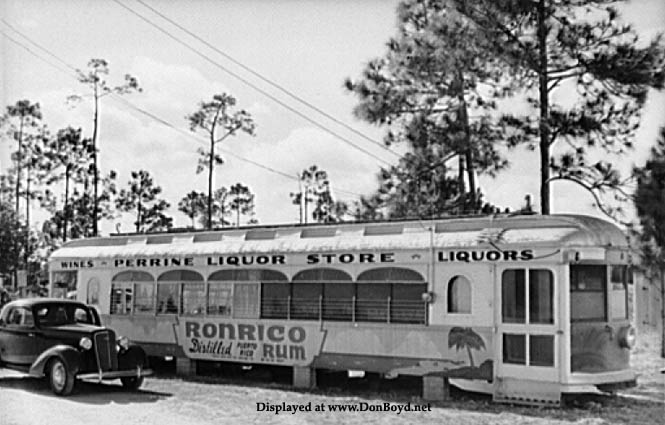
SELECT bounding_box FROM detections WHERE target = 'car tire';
[121,376,144,390]
[48,357,75,396]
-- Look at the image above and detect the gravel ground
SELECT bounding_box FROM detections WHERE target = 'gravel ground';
[1,327,662,425]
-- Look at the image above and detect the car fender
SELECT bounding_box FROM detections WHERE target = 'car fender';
[28,345,81,377]
[118,344,148,370]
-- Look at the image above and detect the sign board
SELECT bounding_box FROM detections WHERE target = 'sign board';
[176,319,326,367]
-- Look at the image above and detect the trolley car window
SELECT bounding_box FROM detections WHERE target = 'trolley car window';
[210,269,286,319]
[357,268,423,282]
[157,270,204,315]
[86,278,99,305]
[293,268,352,321]
[156,283,179,314]
[134,282,155,313]
[610,265,630,320]
[502,270,526,323]
[392,283,427,323]
[447,275,471,314]
[356,283,390,322]
[207,282,233,316]
[182,283,206,315]
[111,271,154,314]
[357,267,426,324]
[530,335,555,367]
[502,269,554,324]
[291,282,322,320]
[293,268,351,282]
[322,282,354,321]
[503,334,526,365]
[570,265,607,322]
[212,269,287,282]
[233,283,260,318]
[529,270,554,324]
[261,283,289,318]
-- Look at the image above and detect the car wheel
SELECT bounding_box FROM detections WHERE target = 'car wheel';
[121,376,144,390]
[48,358,75,396]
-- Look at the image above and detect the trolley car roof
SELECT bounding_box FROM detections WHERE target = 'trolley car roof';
[50,214,628,260]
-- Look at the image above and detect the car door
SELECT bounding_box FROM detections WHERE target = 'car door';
[0,306,43,365]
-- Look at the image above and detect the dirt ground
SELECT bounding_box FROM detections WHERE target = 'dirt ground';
[0,327,663,425]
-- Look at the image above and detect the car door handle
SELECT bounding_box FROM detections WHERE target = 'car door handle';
[28,332,35,337]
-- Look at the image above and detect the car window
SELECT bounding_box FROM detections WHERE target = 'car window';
[6,307,34,328]
[73,306,93,324]
[36,304,94,326]
[36,307,48,320]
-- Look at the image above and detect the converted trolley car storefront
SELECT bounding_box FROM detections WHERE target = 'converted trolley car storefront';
[49,214,636,405]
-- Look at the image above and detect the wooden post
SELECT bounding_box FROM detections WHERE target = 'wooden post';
[176,357,196,376]
[293,366,316,389]
[422,375,449,401]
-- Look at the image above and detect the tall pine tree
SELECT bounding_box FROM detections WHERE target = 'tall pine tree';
[451,0,665,215]
[634,126,665,357]
[345,0,518,216]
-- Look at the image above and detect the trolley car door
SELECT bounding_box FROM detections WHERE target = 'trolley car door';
[494,264,560,383]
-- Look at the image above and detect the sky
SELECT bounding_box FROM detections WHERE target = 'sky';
[1,0,664,235]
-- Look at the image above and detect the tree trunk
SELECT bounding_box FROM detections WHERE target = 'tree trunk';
[92,83,100,236]
[25,162,30,227]
[466,346,475,368]
[458,156,465,213]
[136,200,142,233]
[298,177,303,224]
[304,189,309,224]
[661,266,665,358]
[208,139,214,230]
[236,197,241,228]
[538,0,550,215]
[465,149,476,211]
[63,167,70,242]
[457,70,476,212]
[15,118,24,217]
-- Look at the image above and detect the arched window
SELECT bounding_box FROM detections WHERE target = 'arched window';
[357,267,424,282]
[447,275,471,314]
[209,269,287,319]
[293,268,352,281]
[212,269,287,319]
[292,268,352,321]
[111,271,154,315]
[157,270,204,315]
[357,267,427,324]
[87,277,99,305]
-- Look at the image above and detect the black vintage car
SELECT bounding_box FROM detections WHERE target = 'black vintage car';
[0,298,152,395]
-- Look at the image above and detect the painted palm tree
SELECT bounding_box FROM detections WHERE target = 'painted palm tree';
[448,327,486,368]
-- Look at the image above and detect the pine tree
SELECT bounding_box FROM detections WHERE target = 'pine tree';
[229,183,256,227]
[43,127,93,241]
[633,126,665,357]
[115,170,171,233]
[1,100,42,219]
[452,0,665,215]
[187,93,256,229]
[69,58,142,235]
[345,0,517,214]
[178,191,207,229]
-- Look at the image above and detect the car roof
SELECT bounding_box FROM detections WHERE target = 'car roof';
[4,298,86,308]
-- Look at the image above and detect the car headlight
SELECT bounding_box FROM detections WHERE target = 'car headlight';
[79,337,93,351]
[117,336,129,351]
[618,326,637,349]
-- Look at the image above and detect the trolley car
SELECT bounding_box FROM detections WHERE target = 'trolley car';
[48,214,636,405]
